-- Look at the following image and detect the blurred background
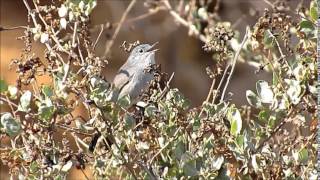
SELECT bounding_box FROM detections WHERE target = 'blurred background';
[0,0,303,179]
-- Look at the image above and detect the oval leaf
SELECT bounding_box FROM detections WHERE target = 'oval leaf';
[256,80,273,104]
[1,113,21,137]
[227,106,242,136]
[246,90,262,107]
[18,91,32,112]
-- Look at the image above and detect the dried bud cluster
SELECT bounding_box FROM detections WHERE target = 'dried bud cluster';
[203,22,234,61]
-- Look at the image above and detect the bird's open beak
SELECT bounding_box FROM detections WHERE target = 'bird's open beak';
[147,42,159,52]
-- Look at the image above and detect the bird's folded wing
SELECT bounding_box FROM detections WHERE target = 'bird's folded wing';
[113,69,133,93]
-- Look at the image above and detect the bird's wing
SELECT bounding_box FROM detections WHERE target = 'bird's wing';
[113,67,134,93]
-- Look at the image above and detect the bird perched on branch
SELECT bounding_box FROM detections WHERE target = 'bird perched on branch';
[112,42,158,105]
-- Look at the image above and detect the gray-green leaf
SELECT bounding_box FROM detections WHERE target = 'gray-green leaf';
[246,90,262,107]
[1,113,21,137]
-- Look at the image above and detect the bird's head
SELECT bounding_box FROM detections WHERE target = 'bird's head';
[128,42,158,65]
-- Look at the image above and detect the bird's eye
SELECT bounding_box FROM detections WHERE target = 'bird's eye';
[139,49,143,53]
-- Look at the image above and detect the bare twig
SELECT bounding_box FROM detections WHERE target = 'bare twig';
[77,36,85,65]
[149,126,181,164]
[158,72,175,101]
[199,78,216,116]
[80,168,90,180]
[62,60,71,84]
[91,6,165,32]
[205,78,216,103]
[5,96,17,118]
[263,0,275,8]
[0,96,18,108]
[220,27,250,102]
[72,22,78,48]
[212,66,230,103]
[103,0,137,57]
[0,26,28,31]
[56,124,93,136]
[254,109,294,152]
[267,30,293,72]
[93,24,104,50]
[163,0,206,42]
[103,134,138,180]
[113,7,164,26]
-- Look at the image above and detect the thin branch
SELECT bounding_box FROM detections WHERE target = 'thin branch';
[72,133,90,150]
[199,78,216,116]
[205,78,216,103]
[62,60,71,84]
[0,26,28,31]
[102,134,138,180]
[5,96,17,118]
[56,124,93,136]
[220,27,250,102]
[72,22,78,48]
[80,168,90,180]
[113,7,164,26]
[0,96,18,108]
[149,126,181,164]
[163,0,206,42]
[103,0,137,57]
[254,109,294,152]
[158,72,175,101]
[93,24,104,50]
[263,0,275,8]
[212,65,230,103]
[91,6,165,32]
[267,30,293,72]
[77,36,85,65]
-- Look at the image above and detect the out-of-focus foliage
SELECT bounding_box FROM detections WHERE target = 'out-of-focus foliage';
[0,0,317,179]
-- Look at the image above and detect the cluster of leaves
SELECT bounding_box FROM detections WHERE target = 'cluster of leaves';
[0,0,317,179]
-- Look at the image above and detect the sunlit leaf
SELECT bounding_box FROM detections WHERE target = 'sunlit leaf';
[18,91,32,112]
[268,115,276,129]
[246,90,262,107]
[8,85,18,99]
[272,71,278,85]
[285,79,303,105]
[236,135,244,150]
[309,1,318,22]
[61,161,73,172]
[298,148,308,164]
[211,156,224,171]
[299,20,315,35]
[258,110,268,123]
[227,105,242,136]
[256,80,273,104]
[136,141,150,151]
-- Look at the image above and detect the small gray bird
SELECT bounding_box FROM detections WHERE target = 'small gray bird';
[112,43,158,104]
